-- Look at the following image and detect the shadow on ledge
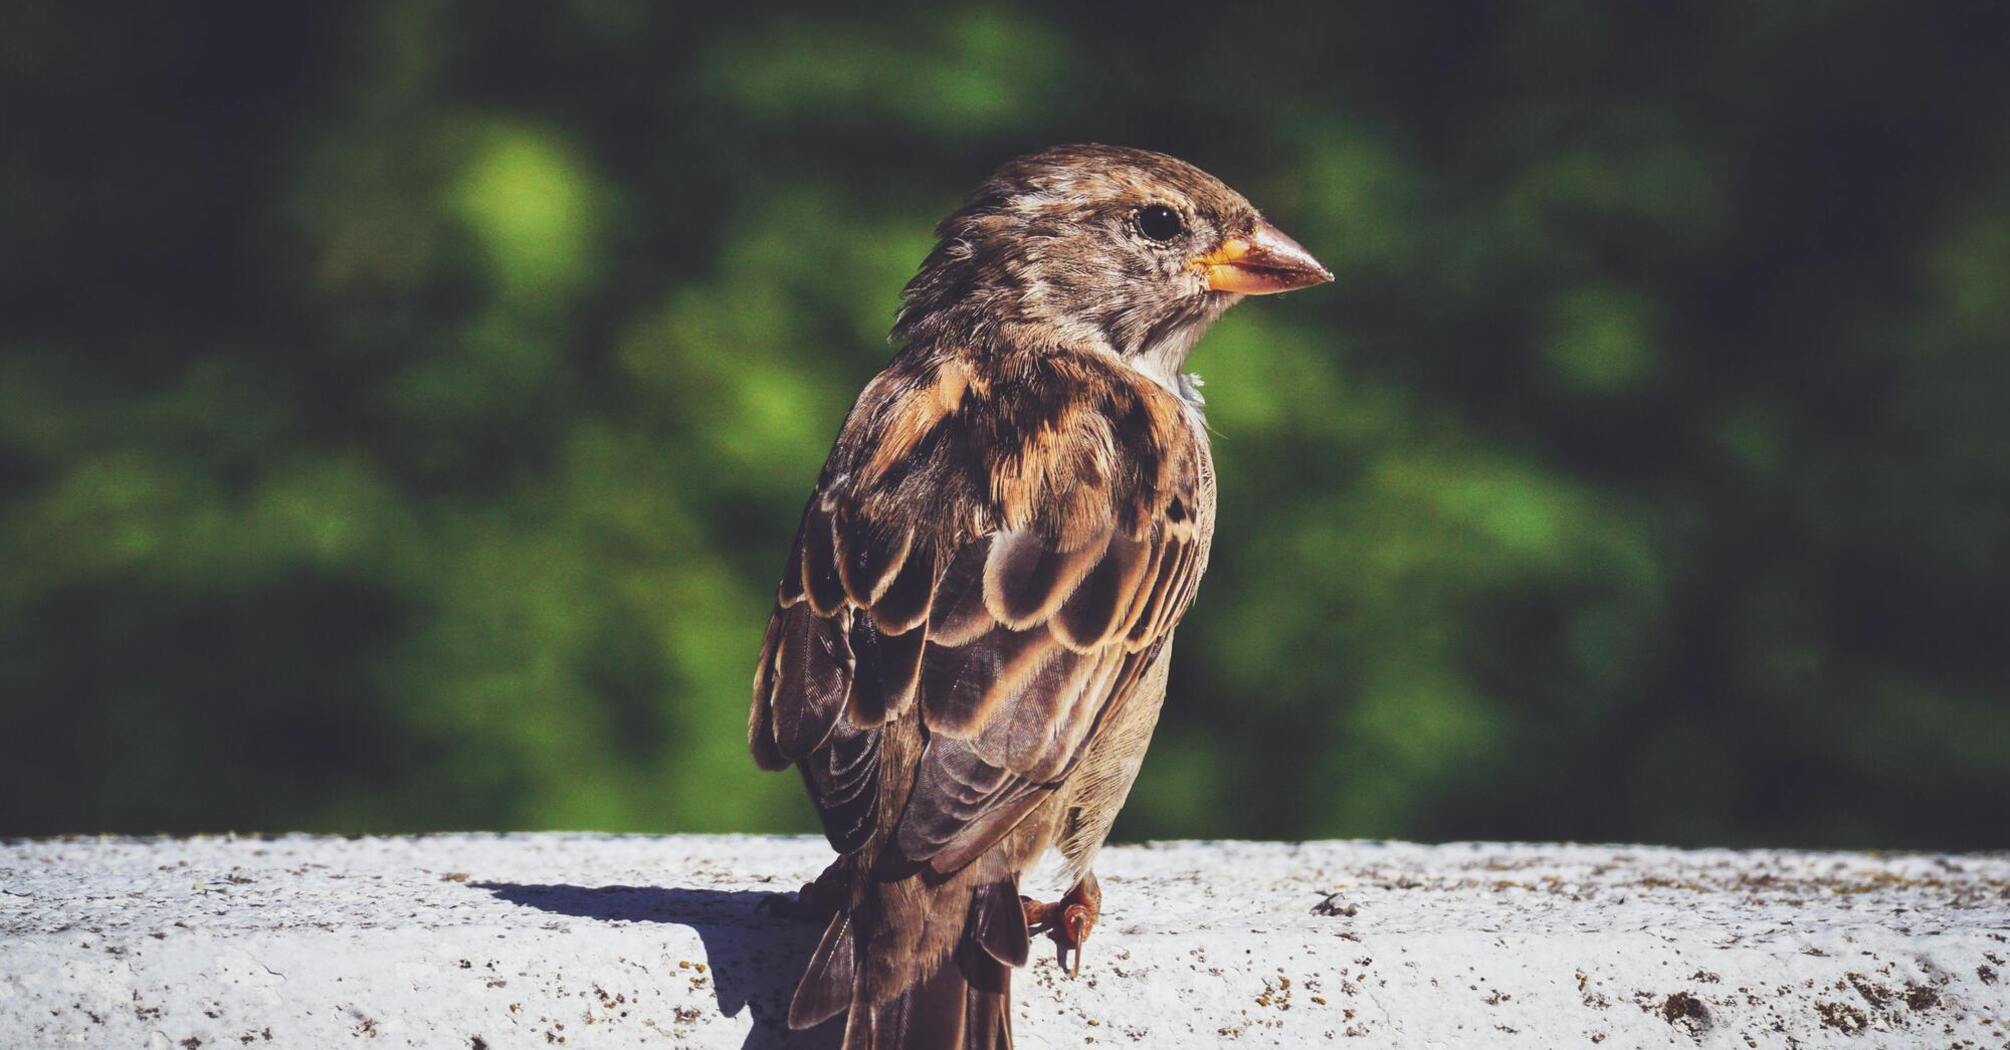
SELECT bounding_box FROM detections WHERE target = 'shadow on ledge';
[475,882,838,1050]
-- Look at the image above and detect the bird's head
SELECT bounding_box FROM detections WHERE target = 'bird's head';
[895,144,1331,377]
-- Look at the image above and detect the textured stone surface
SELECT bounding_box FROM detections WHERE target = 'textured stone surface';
[1,834,2006,1048]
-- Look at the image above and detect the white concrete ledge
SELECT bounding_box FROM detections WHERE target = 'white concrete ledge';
[2,834,2005,1048]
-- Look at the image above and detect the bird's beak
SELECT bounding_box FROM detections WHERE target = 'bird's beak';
[1192,219,1334,295]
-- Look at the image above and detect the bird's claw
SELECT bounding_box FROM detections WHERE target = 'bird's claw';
[1021,872,1101,977]
[756,886,817,920]
[1059,901,1094,976]
[758,862,846,922]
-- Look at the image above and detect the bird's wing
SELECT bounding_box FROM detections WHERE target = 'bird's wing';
[750,352,1205,871]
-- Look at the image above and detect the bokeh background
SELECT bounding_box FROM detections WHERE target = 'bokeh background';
[5,1,2008,849]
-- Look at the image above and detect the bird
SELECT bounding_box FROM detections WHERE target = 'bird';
[747,144,1330,1049]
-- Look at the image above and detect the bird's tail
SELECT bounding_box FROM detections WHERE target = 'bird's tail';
[790,877,1028,1050]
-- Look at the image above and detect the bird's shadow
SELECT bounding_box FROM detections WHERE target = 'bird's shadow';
[472,881,838,1050]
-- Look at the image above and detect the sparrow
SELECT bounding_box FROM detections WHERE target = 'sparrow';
[748,144,1330,1050]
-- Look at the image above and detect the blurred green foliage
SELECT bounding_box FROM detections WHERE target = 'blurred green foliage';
[3,1,2008,848]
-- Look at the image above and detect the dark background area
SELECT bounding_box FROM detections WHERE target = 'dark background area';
[4,1,2007,848]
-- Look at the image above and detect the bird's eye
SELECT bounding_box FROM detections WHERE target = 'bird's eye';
[1135,204,1185,242]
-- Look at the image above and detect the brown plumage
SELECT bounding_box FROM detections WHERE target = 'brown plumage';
[748,144,1330,1050]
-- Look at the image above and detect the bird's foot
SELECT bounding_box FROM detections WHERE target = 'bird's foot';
[1021,871,1101,977]
[758,859,846,922]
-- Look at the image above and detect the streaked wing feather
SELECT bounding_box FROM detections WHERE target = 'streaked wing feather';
[903,501,1201,872]
[927,538,995,646]
[837,512,914,607]
[849,617,925,725]
[919,626,1055,738]
[982,528,1109,629]
[748,613,787,770]
[752,352,1205,875]
[800,717,879,852]
[869,534,937,634]
[800,503,847,616]
[1053,531,1151,650]
[894,735,1020,861]
[765,600,852,761]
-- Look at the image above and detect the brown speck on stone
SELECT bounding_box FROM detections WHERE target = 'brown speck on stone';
[1844,973,1889,1008]
[1815,1000,1867,1033]
[1658,991,1710,1035]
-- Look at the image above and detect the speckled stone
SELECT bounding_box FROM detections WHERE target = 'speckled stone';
[1,834,2005,1048]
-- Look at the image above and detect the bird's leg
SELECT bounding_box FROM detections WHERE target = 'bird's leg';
[1020,871,1101,976]
[758,858,847,921]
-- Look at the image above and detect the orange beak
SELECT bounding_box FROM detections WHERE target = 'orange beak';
[1192,219,1333,295]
